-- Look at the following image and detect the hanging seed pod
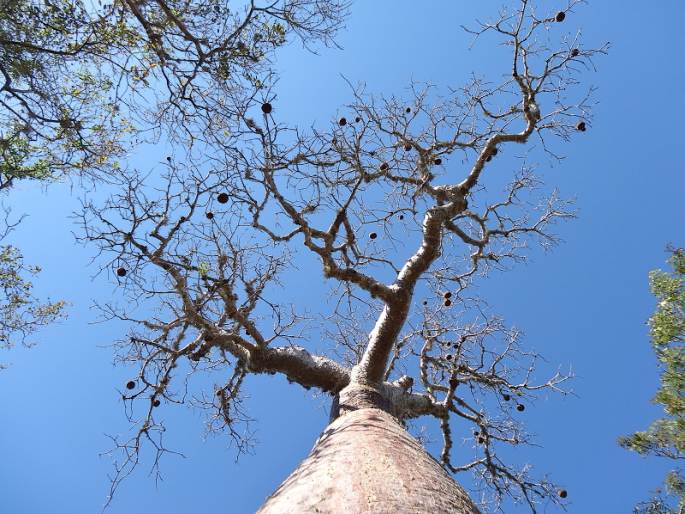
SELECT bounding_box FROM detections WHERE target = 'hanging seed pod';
[217,192,229,204]
[516,403,525,412]
[571,48,580,57]
[443,291,452,299]
[126,380,136,390]
[558,490,568,499]
[423,300,428,306]
[216,389,224,397]
[399,214,405,220]
[478,436,485,445]
[474,430,479,437]
[445,354,453,361]
[369,232,378,240]
[380,162,389,171]
[576,121,587,132]
[555,11,566,22]
[502,393,511,401]
[355,116,361,123]
[261,102,272,114]
[206,212,214,220]
[166,156,172,162]
[152,398,161,407]
[338,117,347,126]
[405,107,411,114]
[434,157,442,165]
[117,267,127,277]
[444,299,452,307]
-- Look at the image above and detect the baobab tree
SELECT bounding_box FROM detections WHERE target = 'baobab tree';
[79,1,607,512]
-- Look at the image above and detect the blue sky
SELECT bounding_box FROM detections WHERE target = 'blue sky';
[1,1,684,513]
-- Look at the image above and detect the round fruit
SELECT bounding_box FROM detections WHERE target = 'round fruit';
[404,143,412,151]
[434,158,442,165]
[152,399,161,407]
[216,389,224,397]
[478,436,485,444]
[206,212,214,220]
[558,489,568,499]
[399,214,404,220]
[443,291,452,299]
[405,107,411,113]
[576,121,587,132]
[339,117,347,126]
[571,48,580,57]
[355,116,361,123]
[516,404,525,412]
[446,354,453,361]
[423,300,428,305]
[217,192,229,204]
[126,380,136,390]
[117,267,127,277]
[369,232,378,240]
[261,102,272,114]
[166,156,171,162]
[380,162,389,171]
[444,299,452,307]
[555,11,566,22]
[502,394,511,401]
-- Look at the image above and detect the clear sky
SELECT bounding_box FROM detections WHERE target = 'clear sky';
[1,1,684,513]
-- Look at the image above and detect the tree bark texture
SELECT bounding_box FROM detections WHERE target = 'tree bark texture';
[257,391,480,514]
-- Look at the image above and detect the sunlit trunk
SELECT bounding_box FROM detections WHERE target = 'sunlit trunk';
[257,386,480,514]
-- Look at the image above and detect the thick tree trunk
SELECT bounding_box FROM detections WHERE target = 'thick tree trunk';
[257,385,480,514]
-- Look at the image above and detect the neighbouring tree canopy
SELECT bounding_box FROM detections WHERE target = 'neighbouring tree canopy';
[0,211,66,365]
[620,248,685,514]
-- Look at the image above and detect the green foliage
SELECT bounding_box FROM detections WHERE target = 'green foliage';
[0,244,66,365]
[620,248,685,514]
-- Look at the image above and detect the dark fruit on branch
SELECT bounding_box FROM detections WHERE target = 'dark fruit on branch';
[217,192,229,204]
[380,162,389,171]
[444,299,452,307]
[369,232,378,240]
[117,267,127,277]
[216,389,224,397]
[399,214,404,220]
[446,354,453,360]
[206,212,214,220]
[152,399,161,407]
[434,158,442,165]
[502,394,511,401]
[405,107,411,113]
[571,48,580,57]
[126,380,136,390]
[474,431,479,436]
[443,291,452,299]
[404,143,412,151]
[516,403,525,412]
[423,300,428,305]
[576,121,587,132]
[339,117,347,126]
[558,489,568,499]
[166,156,171,161]
[555,11,566,22]
[478,437,485,444]
[355,116,361,123]
[261,102,272,114]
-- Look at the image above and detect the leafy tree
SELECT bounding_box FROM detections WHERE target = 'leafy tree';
[77,0,609,511]
[620,248,685,514]
[0,210,65,366]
